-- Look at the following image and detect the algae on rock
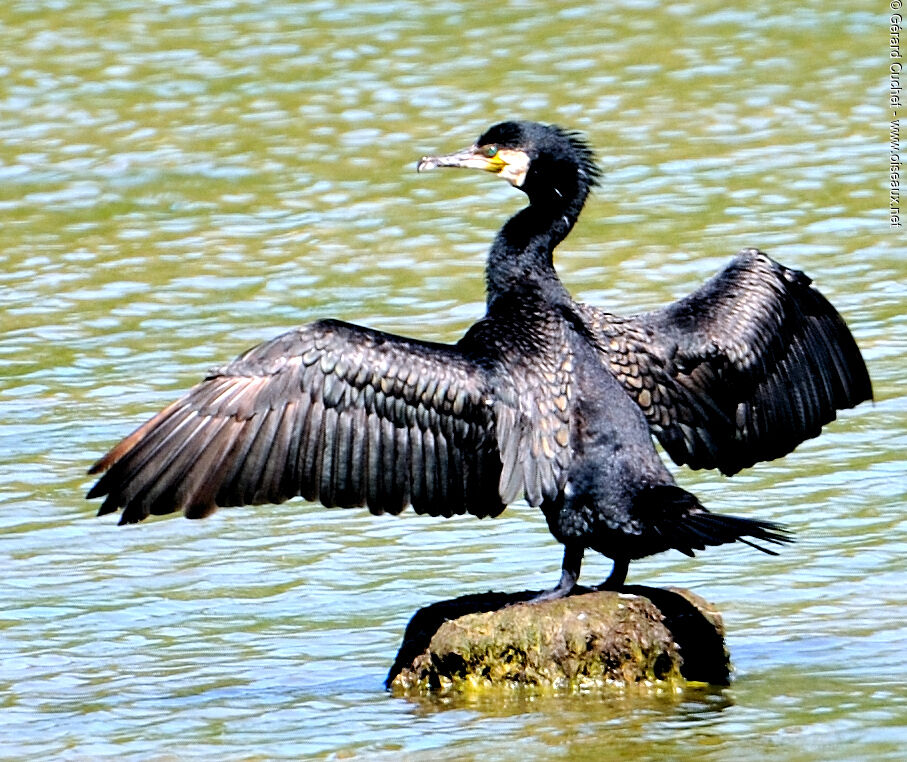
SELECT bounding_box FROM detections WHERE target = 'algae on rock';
[388,587,728,694]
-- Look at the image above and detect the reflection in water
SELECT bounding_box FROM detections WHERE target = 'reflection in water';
[0,0,901,759]
[399,686,736,759]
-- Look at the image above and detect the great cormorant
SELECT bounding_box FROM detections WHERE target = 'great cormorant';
[87,121,872,597]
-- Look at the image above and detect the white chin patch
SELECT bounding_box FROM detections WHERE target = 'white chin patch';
[497,149,531,187]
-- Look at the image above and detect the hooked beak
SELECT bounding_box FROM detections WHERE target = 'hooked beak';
[417,145,530,187]
[417,146,504,174]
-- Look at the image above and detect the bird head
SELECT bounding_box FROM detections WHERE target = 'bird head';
[417,121,601,204]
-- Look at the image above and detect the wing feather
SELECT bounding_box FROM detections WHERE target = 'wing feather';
[88,319,506,522]
[580,249,872,474]
[458,310,575,508]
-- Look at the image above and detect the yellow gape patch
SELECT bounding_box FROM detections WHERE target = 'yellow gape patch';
[495,148,531,187]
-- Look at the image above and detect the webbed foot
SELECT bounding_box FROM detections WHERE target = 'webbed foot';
[591,557,629,592]
[530,545,583,602]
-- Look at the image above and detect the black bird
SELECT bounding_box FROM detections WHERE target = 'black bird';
[87,121,872,597]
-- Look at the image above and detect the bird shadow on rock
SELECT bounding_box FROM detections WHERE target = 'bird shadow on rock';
[386,585,730,691]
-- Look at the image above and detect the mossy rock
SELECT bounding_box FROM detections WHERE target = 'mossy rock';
[388,586,729,694]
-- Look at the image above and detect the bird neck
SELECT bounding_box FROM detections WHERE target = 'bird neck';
[485,187,587,308]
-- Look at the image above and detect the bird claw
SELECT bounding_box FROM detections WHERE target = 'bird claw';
[529,582,577,603]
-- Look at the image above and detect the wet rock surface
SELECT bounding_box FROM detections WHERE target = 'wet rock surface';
[388,586,729,694]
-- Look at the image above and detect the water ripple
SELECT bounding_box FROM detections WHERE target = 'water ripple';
[1,0,899,759]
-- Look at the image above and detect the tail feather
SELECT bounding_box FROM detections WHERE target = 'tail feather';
[680,511,793,555]
[633,484,793,557]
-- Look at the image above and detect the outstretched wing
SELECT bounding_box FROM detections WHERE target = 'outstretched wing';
[579,249,872,475]
[88,319,506,523]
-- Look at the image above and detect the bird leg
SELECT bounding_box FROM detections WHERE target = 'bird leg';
[531,545,583,602]
[594,557,629,591]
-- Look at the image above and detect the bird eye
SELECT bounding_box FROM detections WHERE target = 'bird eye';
[483,145,498,158]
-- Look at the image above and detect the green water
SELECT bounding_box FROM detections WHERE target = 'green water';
[1,0,903,759]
